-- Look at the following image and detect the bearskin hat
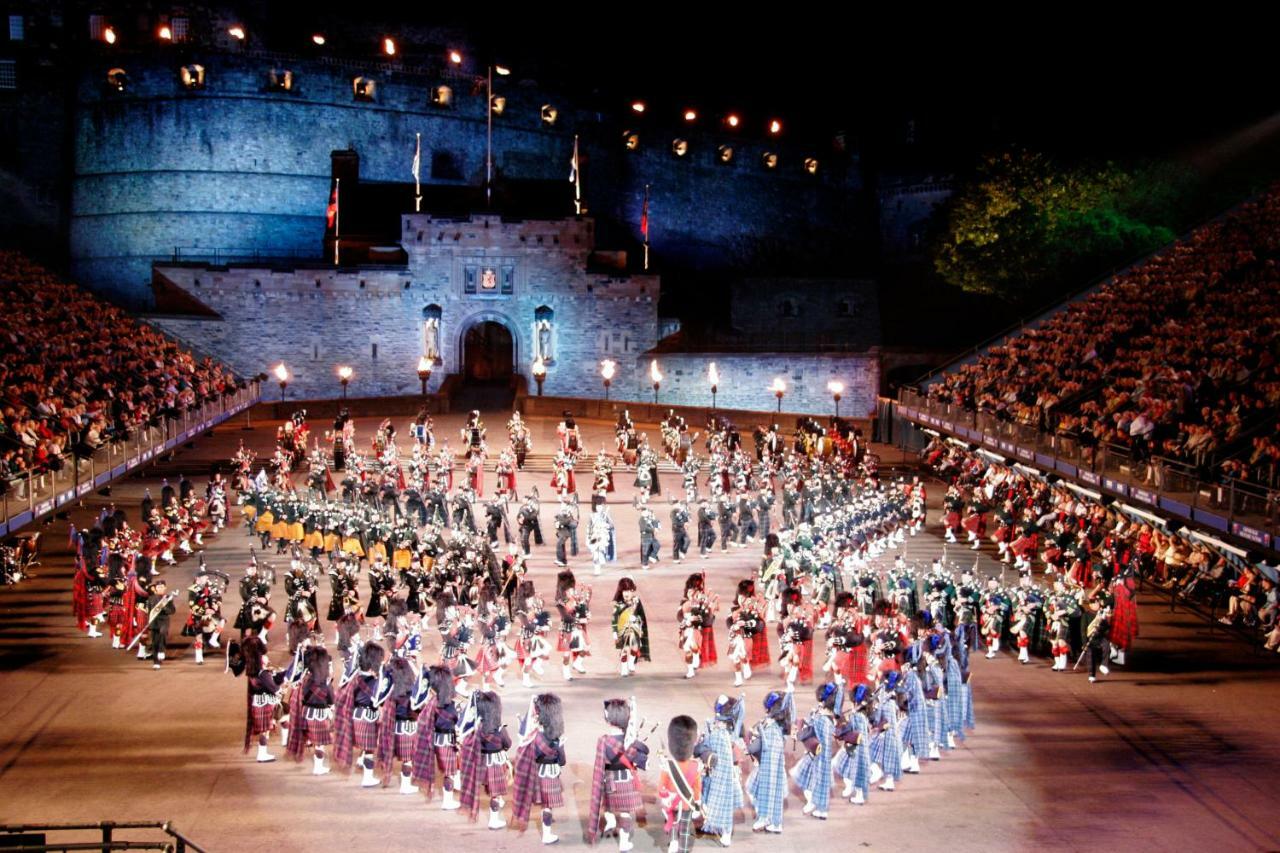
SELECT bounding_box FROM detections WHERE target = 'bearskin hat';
[613,576,637,602]
[534,693,564,741]
[357,641,386,673]
[428,663,455,705]
[736,579,756,599]
[475,690,502,733]
[667,715,698,761]
[603,697,630,729]
[556,570,576,602]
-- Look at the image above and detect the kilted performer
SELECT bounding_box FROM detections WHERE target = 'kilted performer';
[868,671,903,791]
[511,693,568,845]
[555,571,592,681]
[585,698,650,851]
[694,695,745,845]
[285,644,336,775]
[587,505,618,576]
[459,690,512,830]
[410,664,463,809]
[658,715,702,853]
[385,656,422,793]
[240,635,287,763]
[333,642,394,788]
[791,682,837,819]
[834,684,873,805]
[745,690,789,832]
[1108,571,1138,666]
[611,578,650,677]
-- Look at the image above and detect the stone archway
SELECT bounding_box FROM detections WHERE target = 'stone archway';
[462,320,514,382]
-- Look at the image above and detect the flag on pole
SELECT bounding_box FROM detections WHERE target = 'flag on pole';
[570,135,581,215]
[642,184,650,270]
[412,132,422,212]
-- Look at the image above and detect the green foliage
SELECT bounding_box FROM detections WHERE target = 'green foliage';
[932,150,1192,302]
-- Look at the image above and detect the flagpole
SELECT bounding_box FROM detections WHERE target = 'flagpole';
[643,183,650,271]
[334,177,340,266]
[486,66,493,208]
[414,133,422,213]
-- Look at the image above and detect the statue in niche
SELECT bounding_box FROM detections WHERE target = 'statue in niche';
[535,319,554,364]
[424,317,441,364]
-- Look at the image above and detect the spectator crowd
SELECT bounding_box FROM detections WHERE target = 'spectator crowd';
[927,186,1280,486]
[0,252,240,491]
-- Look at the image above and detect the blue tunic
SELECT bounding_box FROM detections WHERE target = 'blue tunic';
[696,727,744,835]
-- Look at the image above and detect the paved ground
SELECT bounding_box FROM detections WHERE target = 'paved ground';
[1,411,1279,852]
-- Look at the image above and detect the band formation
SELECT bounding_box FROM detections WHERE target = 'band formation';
[64,406,1140,849]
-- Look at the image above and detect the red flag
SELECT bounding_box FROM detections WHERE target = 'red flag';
[325,181,339,231]
[641,187,649,240]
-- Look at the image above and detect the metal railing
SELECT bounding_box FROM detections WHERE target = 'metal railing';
[0,821,206,853]
[0,383,260,538]
[167,246,309,266]
[894,389,1280,548]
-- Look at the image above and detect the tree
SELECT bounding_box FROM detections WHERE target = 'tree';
[931,150,1187,302]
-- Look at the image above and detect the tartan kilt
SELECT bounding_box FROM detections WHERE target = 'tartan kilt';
[603,773,643,812]
[1011,534,1038,557]
[86,592,104,616]
[700,626,718,665]
[353,718,380,752]
[962,513,984,534]
[250,703,276,737]
[556,629,573,653]
[436,745,460,775]
[303,713,334,747]
[533,775,565,808]
[832,746,856,778]
[395,721,419,760]
[481,761,510,796]
[943,511,960,529]
[749,632,770,666]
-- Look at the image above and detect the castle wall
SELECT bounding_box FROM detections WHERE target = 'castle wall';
[71,52,862,308]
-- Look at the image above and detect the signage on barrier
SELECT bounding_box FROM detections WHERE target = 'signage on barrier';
[982,435,998,447]
[1103,478,1128,496]
[1231,523,1270,547]
[35,499,54,517]
[55,490,74,507]
[1017,447,1035,461]
[77,482,93,496]
[1079,470,1100,486]
[1130,487,1157,505]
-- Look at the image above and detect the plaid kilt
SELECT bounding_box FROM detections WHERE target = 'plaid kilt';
[603,773,642,812]
[962,682,975,730]
[353,717,380,752]
[250,702,276,737]
[927,700,945,746]
[479,759,510,796]
[394,720,419,760]
[832,744,856,778]
[700,625,718,665]
[436,744,460,775]
[303,709,334,747]
[904,706,930,754]
[533,775,565,808]
[556,629,573,653]
[790,715,832,809]
[749,632,770,666]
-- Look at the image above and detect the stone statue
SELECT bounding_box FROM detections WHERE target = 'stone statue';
[536,319,553,363]
[424,317,440,363]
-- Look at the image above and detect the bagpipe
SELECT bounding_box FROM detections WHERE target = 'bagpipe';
[124,590,178,651]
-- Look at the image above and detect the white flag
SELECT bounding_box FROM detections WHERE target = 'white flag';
[411,133,421,184]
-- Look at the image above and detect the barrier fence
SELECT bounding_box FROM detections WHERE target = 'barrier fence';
[891,389,1280,553]
[0,383,261,539]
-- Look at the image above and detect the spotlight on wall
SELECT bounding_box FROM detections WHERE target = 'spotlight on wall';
[540,104,558,126]
[804,157,819,175]
[631,101,646,113]
[383,37,397,56]
[431,85,453,107]
[179,64,205,90]
[449,50,463,65]
[490,94,506,116]
[267,68,293,92]
[761,151,779,169]
[158,25,172,41]
[683,109,697,122]
[228,25,245,40]
[671,138,689,157]
[103,26,117,45]
[725,113,740,128]
[769,118,782,135]
[106,67,128,92]
[312,33,326,46]
[494,64,511,76]
[717,144,734,164]
[623,131,640,151]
